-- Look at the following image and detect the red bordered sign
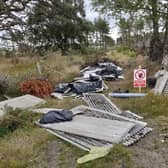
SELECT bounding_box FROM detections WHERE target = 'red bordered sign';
[134,69,146,88]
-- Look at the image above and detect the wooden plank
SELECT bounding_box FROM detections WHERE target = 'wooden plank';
[33,108,63,114]
[163,79,168,95]
[40,115,135,143]
[154,71,168,94]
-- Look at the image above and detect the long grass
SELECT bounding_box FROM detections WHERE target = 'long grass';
[0,51,167,168]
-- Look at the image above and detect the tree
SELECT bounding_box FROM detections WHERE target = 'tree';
[0,0,33,41]
[117,18,131,46]
[27,0,88,55]
[92,0,168,61]
[94,18,110,48]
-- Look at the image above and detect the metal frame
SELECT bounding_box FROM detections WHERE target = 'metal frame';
[83,93,122,114]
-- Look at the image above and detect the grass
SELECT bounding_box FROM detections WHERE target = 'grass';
[77,145,133,168]
[0,128,54,168]
[111,93,168,118]
[0,51,167,168]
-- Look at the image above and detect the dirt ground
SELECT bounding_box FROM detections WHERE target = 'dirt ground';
[131,117,168,168]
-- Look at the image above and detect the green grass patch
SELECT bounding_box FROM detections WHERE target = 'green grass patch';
[117,46,136,58]
[0,128,53,168]
[77,145,133,168]
[113,93,168,118]
[0,108,40,137]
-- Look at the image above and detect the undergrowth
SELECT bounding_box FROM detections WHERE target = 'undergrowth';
[0,108,39,137]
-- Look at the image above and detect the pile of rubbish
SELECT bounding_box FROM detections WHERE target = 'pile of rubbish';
[0,93,151,163]
[35,93,152,151]
[51,76,106,99]
[51,61,123,98]
[79,62,124,80]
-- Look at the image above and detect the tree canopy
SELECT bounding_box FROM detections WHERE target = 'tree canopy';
[92,0,168,61]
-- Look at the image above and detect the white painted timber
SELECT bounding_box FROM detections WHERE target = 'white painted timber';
[163,79,168,95]
[40,115,135,143]
[33,108,63,114]
[154,70,168,94]
[33,108,82,115]
[0,94,45,117]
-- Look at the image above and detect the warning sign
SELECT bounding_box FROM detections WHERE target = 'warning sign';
[134,69,146,88]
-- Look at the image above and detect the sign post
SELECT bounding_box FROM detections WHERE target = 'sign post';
[134,66,146,92]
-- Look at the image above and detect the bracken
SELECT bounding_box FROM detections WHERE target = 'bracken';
[20,79,53,97]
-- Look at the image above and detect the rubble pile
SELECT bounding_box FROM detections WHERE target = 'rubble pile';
[36,94,152,151]
[80,62,124,80]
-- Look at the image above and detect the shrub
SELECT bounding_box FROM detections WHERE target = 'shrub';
[117,46,136,57]
[0,108,35,137]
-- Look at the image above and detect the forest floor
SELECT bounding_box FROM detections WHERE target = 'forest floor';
[0,50,168,168]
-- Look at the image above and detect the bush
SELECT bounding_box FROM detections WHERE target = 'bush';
[117,46,136,57]
[0,108,35,137]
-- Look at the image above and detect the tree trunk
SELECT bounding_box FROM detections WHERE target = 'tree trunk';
[61,37,68,56]
[149,0,163,61]
[162,9,168,70]
[163,8,168,50]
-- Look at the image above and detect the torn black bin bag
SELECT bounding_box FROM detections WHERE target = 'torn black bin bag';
[54,83,69,93]
[97,64,123,77]
[39,110,73,124]
[70,80,102,94]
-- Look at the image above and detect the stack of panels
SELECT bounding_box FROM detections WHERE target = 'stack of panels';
[73,106,147,135]
[37,104,152,151]
[39,115,135,143]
